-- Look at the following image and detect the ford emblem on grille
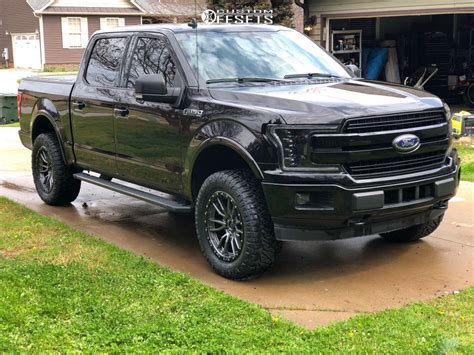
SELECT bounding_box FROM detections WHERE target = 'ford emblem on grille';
[392,134,421,153]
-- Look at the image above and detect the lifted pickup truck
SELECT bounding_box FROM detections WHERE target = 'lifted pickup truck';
[18,24,460,279]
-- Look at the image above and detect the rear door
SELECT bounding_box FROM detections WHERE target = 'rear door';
[70,35,131,176]
[114,33,189,193]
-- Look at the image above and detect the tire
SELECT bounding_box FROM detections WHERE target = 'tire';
[380,215,444,243]
[195,170,281,280]
[463,83,474,107]
[32,133,81,206]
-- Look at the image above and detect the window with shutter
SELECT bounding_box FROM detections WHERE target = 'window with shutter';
[100,17,125,30]
[61,17,88,48]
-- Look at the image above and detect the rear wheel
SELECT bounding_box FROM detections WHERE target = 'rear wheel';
[32,133,81,205]
[195,170,280,280]
[380,215,444,243]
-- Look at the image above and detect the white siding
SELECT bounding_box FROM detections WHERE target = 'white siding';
[51,0,133,8]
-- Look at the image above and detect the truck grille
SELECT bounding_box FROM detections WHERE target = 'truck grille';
[343,111,447,133]
[345,151,447,179]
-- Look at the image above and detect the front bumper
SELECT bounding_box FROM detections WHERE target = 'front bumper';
[262,161,460,241]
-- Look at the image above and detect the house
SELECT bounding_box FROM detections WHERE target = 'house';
[305,0,474,101]
[0,0,204,69]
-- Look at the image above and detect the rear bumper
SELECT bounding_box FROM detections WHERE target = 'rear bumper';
[18,130,32,150]
[262,163,460,241]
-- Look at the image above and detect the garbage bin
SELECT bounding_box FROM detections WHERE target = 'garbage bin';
[0,94,18,124]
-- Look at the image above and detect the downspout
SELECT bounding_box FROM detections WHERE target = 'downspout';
[33,12,46,70]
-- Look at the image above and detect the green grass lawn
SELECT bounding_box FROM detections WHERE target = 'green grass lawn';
[0,197,472,352]
[0,122,19,127]
[456,143,474,182]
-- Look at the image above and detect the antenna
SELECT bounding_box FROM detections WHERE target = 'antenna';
[187,0,199,89]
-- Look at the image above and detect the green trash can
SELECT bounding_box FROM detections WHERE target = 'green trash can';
[0,94,18,124]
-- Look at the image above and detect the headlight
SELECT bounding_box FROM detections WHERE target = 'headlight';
[267,125,341,172]
[443,102,451,120]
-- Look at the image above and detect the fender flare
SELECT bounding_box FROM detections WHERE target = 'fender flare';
[183,119,267,199]
[30,100,69,163]
[193,137,264,179]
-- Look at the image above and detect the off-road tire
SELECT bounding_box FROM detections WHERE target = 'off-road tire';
[195,170,281,280]
[32,133,81,205]
[380,215,444,243]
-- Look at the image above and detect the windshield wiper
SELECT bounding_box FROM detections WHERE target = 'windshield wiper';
[284,72,339,79]
[206,77,285,84]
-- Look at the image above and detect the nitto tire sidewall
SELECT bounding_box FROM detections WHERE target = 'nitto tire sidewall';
[196,178,251,274]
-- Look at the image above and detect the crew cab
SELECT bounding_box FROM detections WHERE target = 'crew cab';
[18,24,460,279]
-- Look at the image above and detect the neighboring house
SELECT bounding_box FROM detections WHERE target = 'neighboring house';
[0,0,41,69]
[0,0,204,69]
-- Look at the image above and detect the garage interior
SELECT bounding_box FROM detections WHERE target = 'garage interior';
[326,14,474,106]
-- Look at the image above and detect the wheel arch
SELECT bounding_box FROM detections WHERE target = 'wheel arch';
[186,137,265,202]
[30,99,73,165]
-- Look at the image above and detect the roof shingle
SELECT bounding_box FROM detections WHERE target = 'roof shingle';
[42,6,143,14]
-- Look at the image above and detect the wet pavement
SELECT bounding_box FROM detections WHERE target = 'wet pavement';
[1,127,473,328]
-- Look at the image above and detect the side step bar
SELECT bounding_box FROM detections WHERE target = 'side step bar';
[73,172,192,213]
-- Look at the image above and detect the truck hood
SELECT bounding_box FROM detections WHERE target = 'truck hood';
[208,79,444,125]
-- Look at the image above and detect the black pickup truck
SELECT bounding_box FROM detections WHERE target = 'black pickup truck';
[18,24,460,279]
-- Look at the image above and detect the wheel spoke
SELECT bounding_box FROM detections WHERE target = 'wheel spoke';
[216,197,226,216]
[234,236,241,250]
[223,233,230,252]
[212,202,225,217]
[39,151,48,164]
[229,237,236,255]
[209,224,225,232]
[218,232,229,248]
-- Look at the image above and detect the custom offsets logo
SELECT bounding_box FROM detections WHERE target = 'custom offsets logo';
[201,9,273,25]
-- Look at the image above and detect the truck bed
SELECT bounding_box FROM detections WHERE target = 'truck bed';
[19,74,77,97]
[18,74,77,154]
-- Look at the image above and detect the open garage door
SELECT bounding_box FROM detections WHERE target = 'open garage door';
[12,33,41,69]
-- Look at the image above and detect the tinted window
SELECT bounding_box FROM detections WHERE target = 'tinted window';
[86,37,127,87]
[127,37,177,89]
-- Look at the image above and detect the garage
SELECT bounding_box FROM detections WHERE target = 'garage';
[308,1,474,107]
[11,33,41,69]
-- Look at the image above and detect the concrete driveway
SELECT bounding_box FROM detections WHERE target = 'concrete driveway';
[1,127,473,328]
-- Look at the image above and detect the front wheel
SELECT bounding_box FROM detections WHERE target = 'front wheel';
[380,215,444,243]
[195,170,280,280]
[32,133,81,206]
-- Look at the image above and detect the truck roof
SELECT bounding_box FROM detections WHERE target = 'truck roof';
[95,23,291,35]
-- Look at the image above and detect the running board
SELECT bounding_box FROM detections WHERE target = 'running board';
[73,172,192,213]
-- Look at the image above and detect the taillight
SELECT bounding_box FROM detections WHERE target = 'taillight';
[17,92,22,121]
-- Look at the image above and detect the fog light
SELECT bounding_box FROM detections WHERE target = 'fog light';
[295,193,311,206]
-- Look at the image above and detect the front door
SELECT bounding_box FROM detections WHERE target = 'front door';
[114,35,189,193]
[70,36,130,176]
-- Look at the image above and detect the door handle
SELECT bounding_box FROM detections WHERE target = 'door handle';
[114,107,129,118]
[72,101,86,110]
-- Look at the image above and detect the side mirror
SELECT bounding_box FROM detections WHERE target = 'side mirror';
[135,73,180,104]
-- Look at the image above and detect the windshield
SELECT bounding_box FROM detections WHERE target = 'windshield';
[175,29,351,84]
